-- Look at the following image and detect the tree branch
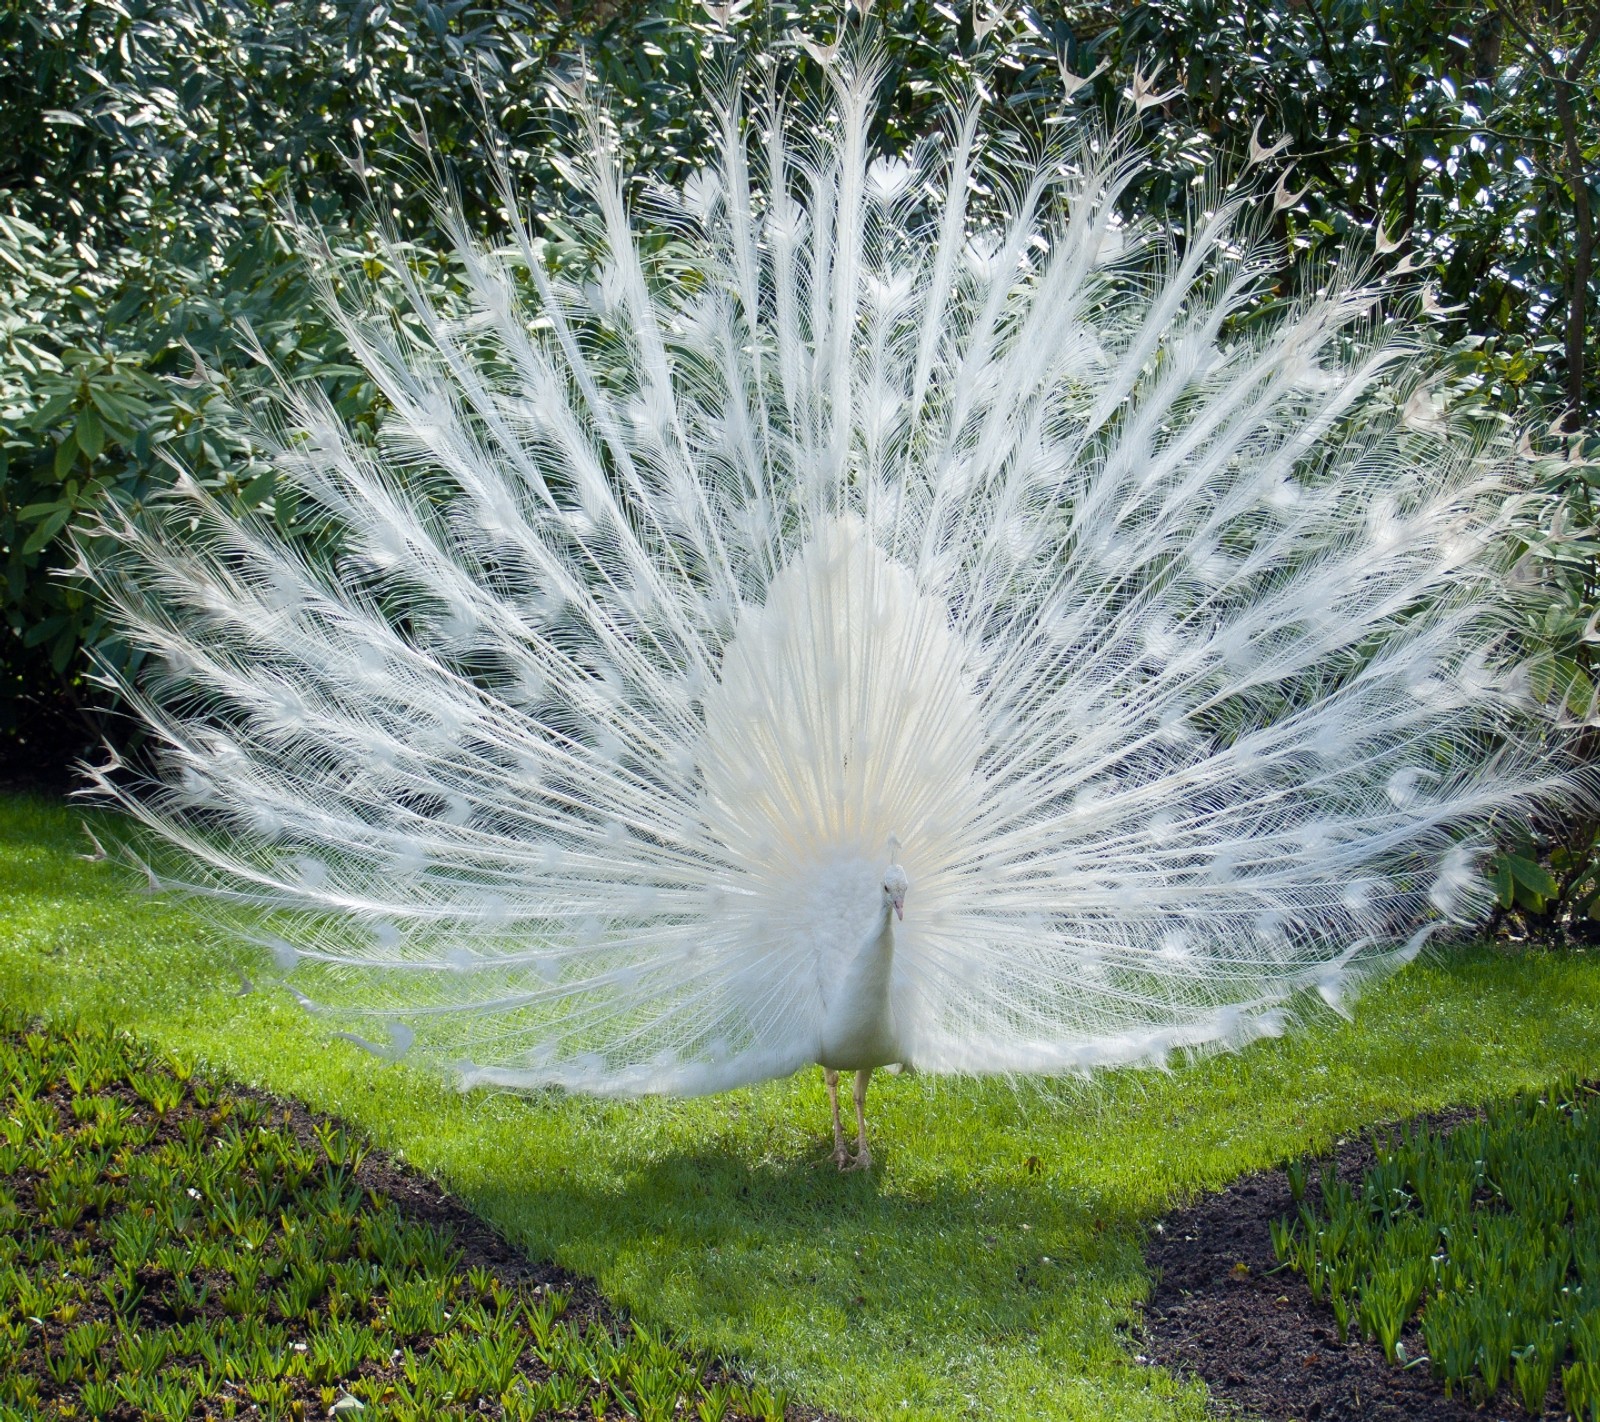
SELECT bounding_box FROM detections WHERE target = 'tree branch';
[1565,5,1600,82]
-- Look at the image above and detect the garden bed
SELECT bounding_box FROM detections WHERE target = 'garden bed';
[0,1019,819,1421]
[1141,1103,1534,1422]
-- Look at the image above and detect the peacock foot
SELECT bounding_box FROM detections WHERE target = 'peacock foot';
[832,1142,853,1169]
[839,1147,872,1172]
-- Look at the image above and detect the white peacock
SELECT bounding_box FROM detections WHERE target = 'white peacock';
[89,44,1575,1169]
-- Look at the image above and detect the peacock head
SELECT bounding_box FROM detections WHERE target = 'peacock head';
[882,864,909,922]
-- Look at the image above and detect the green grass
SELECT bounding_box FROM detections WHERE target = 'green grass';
[0,1017,786,1422]
[1273,1077,1600,1417]
[5,790,1600,1421]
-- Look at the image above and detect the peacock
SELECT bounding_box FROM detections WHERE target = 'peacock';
[86,40,1578,1170]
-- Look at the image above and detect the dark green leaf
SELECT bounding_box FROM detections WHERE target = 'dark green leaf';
[52,433,79,482]
[21,507,73,556]
[1491,858,1515,911]
[1504,853,1559,902]
[75,406,105,460]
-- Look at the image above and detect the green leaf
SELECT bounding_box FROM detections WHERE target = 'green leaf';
[75,406,105,461]
[1497,850,1561,914]
[1567,665,1595,719]
[52,432,79,482]
[238,470,276,509]
[1504,853,1559,901]
[32,391,78,431]
[1491,857,1515,910]
[21,612,66,647]
[49,632,75,675]
[20,507,73,556]
[88,386,138,422]
[17,502,70,521]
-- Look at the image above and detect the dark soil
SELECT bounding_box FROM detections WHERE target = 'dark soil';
[1140,1105,1534,1422]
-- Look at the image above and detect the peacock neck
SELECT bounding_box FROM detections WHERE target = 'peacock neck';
[853,902,896,981]
[818,900,899,1070]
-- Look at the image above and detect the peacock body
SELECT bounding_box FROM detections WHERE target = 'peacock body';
[90,46,1575,1161]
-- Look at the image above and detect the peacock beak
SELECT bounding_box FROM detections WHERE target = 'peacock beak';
[892,893,905,921]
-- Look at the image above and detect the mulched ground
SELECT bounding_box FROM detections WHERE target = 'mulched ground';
[3,1035,841,1422]
[1139,1104,1539,1422]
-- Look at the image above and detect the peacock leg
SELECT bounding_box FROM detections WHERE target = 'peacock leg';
[824,1068,849,1167]
[844,1068,873,1171]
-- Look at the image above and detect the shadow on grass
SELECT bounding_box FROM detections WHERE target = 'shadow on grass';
[465,1128,1148,1375]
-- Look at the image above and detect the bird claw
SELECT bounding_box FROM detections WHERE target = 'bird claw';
[838,1148,872,1172]
[832,1144,852,1169]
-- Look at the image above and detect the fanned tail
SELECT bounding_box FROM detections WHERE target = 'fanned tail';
[85,48,1579,1093]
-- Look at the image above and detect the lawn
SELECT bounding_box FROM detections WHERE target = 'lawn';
[5,790,1600,1421]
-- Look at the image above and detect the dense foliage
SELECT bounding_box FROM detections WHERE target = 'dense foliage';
[0,0,578,773]
[1273,1079,1600,1417]
[2,0,1597,925]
